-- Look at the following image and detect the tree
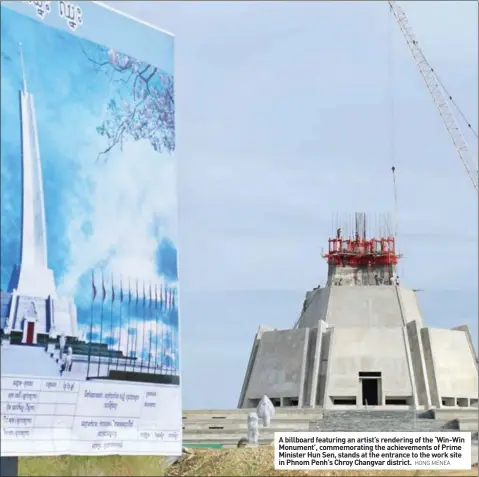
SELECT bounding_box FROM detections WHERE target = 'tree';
[82,43,175,161]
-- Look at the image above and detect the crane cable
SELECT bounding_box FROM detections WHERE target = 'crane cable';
[433,69,478,140]
[388,1,478,141]
[391,166,399,237]
[388,7,399,239]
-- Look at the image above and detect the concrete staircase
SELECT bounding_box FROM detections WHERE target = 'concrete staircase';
[183,408,323,447]
[183,407,477,449]
[1,344,62,376]
[310,410,458,432]
[432,408,478,437]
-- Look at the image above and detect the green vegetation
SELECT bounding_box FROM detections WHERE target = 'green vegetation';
[20,455,166,476]
[185,443,223,449]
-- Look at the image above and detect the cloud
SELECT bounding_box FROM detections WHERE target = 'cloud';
[79,316,179,370]
[58,138,178,297]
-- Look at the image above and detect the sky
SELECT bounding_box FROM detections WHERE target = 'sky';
[0,6,179,369]
[108,0,478,410]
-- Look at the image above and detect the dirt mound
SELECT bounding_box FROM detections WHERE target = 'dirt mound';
[166,447,476,477]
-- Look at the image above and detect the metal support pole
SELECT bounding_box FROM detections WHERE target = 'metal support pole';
[1,457,19,477]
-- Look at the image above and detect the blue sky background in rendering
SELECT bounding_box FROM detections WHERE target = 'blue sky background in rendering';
[0,5,178,370]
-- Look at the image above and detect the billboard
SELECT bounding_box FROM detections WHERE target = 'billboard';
[0,1,180,456]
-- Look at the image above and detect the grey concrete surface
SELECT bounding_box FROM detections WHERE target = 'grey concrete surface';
[241,328,308,405]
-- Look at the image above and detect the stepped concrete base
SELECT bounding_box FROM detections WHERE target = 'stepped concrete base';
[183,407,478,464]
[183,408,475,441]
[311,410,459,432]
[433,408,478,421]
[184,421,311,432]
[183,408,324,420]
[459,419,479,432]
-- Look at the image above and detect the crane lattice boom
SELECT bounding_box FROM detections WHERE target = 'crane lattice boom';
[388,1,478,193]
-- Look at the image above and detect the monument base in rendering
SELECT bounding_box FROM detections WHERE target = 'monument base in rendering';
[1,291,78,343]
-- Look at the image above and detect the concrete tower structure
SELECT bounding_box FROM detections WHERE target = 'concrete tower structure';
[1,44,77,342]
[238,213,478,411]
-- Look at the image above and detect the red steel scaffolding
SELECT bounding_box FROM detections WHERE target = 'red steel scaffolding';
[323,235,399,268]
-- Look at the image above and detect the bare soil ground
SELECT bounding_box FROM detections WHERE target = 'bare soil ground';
[19,448,477,476]
[166,447,477,477]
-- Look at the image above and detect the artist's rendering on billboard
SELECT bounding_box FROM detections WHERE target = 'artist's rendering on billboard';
[0,1,180,456]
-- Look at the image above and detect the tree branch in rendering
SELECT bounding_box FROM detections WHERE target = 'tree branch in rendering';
[81,43,175,161]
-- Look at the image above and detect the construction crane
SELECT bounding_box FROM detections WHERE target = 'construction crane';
[388,1,479,194]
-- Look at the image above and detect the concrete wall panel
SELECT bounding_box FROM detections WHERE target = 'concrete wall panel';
[326,327,412,400]
[398,287,424,327]
[326,287,403,328]
[428,328,478,399]
[406,320,431,407]
[421,328,441,407]
[243,328,308,402]
[237,326,274,408]
[298,287,330,328]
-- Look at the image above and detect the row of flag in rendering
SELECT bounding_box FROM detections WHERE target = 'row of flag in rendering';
[91,271,176,310]
[86,271,179,377]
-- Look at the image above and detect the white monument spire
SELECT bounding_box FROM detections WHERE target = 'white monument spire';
[19,42,27,93]
[5,45,78,340]
[13,42,57,299]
